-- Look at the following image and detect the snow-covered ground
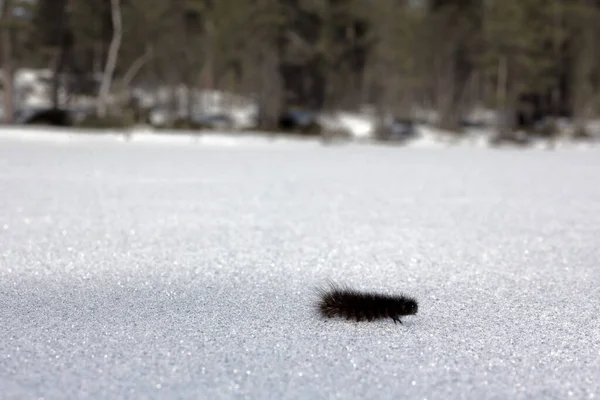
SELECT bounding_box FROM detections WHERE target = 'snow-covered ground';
[0,126,325,149]
[0,133,599,399]
[1,125,599,151]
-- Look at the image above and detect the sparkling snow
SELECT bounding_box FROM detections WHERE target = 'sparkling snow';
[0,132,598,399]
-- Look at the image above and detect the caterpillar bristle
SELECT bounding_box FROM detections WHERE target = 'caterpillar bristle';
[315,282,418,324]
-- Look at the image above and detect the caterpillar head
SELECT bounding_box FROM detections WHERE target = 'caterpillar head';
[404,299,419,315]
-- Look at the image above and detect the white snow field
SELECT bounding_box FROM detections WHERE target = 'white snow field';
[0,131,599,400]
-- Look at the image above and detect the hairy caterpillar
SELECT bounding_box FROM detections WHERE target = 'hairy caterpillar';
[316,282,418,324]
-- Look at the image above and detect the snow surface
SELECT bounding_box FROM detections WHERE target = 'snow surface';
[0,126,324,149]
[2,124,599,152]
[0,132,599,399]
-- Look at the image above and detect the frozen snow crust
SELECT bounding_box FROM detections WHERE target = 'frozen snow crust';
[0,130,598,399]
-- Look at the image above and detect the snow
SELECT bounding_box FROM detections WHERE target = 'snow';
[319,111,375,139]
[0,132,599,399]
[0,126,323,149]
[5,123,598,151]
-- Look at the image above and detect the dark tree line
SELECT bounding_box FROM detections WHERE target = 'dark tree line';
[1,0,600,136]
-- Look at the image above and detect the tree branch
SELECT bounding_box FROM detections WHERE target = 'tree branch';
[96,0,122,118]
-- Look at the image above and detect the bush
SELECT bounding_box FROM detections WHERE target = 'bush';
[161,119,207,131]
[374,119,419,143]
[321,128,352,144]
[297,121,323,136]
[489,131,531,147]
[23,108,72,127]
[572,125,594,141]
[76,112,135,129]
[277,109,323,136]
[531,118,560,138]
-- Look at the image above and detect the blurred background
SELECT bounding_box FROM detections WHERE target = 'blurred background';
[1,0,600,146]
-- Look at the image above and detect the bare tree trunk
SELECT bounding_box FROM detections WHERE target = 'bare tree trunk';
[572,0,597,138]
[97,0,122,118]
[573,48,594,135]
[183,43,195,124]
[550,0,562,118]
[1,0,14,123]
[258,46,283,130]
[203,20,214,91]
[51,49,61,109]
[495,55,509,135]
[436,49,458,131]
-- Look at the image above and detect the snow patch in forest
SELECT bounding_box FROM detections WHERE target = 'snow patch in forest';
[0,123,598,150]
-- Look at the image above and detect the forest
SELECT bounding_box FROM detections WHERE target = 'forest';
[1,0,600,139]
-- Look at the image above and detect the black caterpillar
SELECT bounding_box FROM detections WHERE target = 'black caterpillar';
[316,282,418,324]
